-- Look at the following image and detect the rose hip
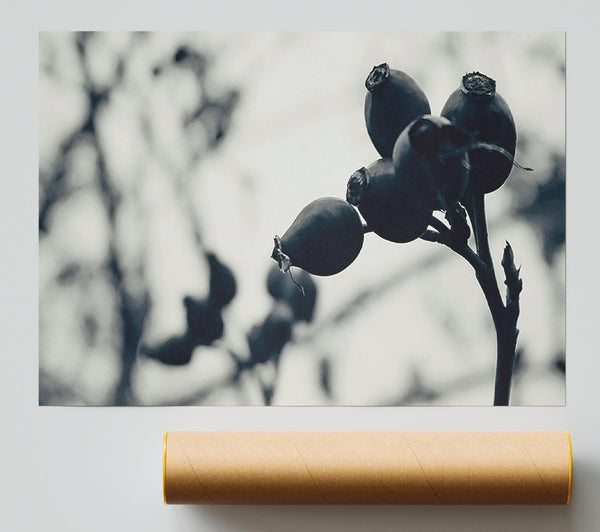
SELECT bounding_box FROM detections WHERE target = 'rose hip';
[441,71,517,194]
[272,197,364,276]
[364,63,431,158]
[346,158,432,243]
[392,115,471,211]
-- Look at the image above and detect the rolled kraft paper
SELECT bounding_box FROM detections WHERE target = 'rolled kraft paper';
[163,431,572,505]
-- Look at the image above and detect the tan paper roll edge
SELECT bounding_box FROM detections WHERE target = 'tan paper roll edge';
[163,431,572,505]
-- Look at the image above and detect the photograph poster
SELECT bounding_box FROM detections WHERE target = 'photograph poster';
[39,31,565,406]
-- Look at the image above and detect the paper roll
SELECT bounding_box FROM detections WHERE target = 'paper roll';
[163,431,572,505]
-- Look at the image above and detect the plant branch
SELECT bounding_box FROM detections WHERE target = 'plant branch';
[467,193,521,405]
[502,242,523,324]
[468,193,494,268]
[422,216,485,273]
[256,361,279,406]
[491,241,523,406]
[424,193,522,406]
[428,215,450,235]
[420,229,443,243]
[462,194,479,253]
[73,33,147,406]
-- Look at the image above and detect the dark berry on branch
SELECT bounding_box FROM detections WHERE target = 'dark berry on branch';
[272,197,364,276]
[183,296,224,346]
[441,71,517,194]
[392,115,471,210]
[346,158,432,243]
[140,334,195,366]
[206,252,237,309]
[364,63,431,157]
[266,263,317,323]
[247,302,295,364]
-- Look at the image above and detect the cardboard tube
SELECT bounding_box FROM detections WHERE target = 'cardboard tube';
[163,431,572,505]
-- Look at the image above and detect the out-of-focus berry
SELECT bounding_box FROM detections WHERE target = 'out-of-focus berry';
[140,334,195,366]
[247,302,295,364]
[206,252,237,309]
[266,263,317,323]
[183,296,224,346]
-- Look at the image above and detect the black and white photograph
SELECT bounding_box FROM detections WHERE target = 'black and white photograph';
[39,31,566,406]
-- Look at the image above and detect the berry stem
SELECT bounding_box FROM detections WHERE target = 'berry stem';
[73,34,145,406]
[425,193,522,405]
[428,215,451,235]
[256,359,280,406]
[466,192,521,406]
[467,193,505,319]
[423,215,486,272]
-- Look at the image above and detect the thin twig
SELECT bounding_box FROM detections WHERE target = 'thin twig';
[502,241,523,325]
[467,193,520,405]
[491,241,523,406]
[423,192,523,406]
[420,229,443,243]
[428,215,451,235]
[469,193,494,268]
[73,33,146,406]
[464,193,521,405]
[464,193,507,321]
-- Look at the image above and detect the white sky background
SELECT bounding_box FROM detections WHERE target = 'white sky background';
[38,31,566,405]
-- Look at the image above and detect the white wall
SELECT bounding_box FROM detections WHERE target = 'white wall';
[2,2,599,531]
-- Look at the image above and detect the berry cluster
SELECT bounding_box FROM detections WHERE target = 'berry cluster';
[272,65,518,277]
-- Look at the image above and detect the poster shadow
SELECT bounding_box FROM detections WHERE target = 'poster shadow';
[175,458,598,532]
